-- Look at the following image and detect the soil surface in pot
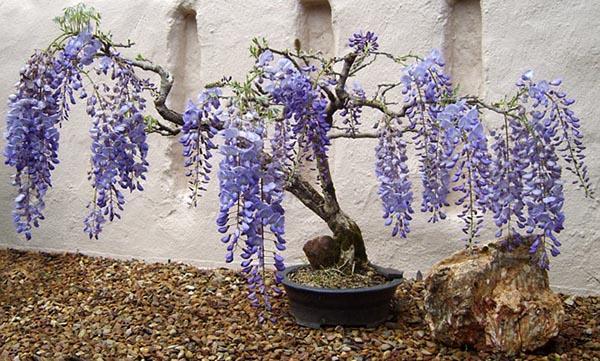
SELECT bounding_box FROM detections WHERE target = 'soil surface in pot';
[288,264,388,288]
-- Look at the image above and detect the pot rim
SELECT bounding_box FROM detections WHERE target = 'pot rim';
[281,264,402,294]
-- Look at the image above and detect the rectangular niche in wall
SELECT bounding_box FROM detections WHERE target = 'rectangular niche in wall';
[444,0,482,95]
[167,6,202,111]
[165,5,203,191]
[296,0,334,56]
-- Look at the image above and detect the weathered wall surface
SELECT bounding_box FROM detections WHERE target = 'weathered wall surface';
[1,0,598,294]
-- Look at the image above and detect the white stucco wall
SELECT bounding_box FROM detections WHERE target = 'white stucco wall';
[1,0,598,294]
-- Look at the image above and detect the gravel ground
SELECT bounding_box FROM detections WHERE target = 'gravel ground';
[0,248,598,361]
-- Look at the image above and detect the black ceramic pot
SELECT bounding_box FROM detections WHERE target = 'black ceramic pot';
[281,264,403,328]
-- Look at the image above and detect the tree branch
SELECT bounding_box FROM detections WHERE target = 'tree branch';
[128,58,183,128]
[286,172,329,221]
[353,97,410,119]
[125,55,337,227]
[334,53,358,108]
[329,131,378,140]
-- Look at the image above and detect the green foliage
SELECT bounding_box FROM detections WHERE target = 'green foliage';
[143,115,160,133]
[135,53,148,62]
[249,37,268,59]
[53,3,101,34]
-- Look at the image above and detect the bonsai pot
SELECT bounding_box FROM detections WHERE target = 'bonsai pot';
[281,264,403,328]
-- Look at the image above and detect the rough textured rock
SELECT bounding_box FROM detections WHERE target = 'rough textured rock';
[303,235,340,269]
[424,241,564,354]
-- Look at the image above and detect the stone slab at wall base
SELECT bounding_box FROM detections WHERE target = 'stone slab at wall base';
[0,1,599,295]
[424,241,564,354]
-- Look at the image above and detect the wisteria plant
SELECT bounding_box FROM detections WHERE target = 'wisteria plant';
[4,5,594,316]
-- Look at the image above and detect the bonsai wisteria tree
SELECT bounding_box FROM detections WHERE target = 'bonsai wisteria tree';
[4,5,593,315]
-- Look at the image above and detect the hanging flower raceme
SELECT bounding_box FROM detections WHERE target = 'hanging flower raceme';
[439,101,492,243]
[401,50,454,222]
[83,49,152,238]
[4,51,64,240]
[54,27,102,121]
[506,71,575,268]
[5,23,153,240]
[489,115,527,242]
[180,88,222,206]
[521,135,564,269]
[339,81,366,136]
[216,113,286,320]
[256,51,331,165]
[375,118,414,238]
[517,71,593,198]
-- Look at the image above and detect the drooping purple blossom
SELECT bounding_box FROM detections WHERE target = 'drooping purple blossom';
[54,27,102,121]
[257,52,331,165]
[489,115,527,242]
[4,29,102,240]
[485,70,595,268]
[5,25,153,240]
[4,51,63,240]
[517,71,593,198]
[180,88,222,206]
[83,51,151,238]
[339,81,366,136]
[401,50,454,222]
[216,112,285,320]
[439,101,492,243]
[375,119,414,237]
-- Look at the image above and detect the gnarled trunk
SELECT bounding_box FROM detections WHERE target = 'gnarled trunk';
[327,211,368,266]
[287,167,369,268]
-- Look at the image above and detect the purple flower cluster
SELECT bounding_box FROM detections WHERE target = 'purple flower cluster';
[5,26,152,240]
[5,28,106,240]
[180,88,222,206]
[257,51,331,164]
[54,28,102,120]
[216,113,286,320]
[439,101,492,242]
[375,119,414,237]
[401,50,453,222]
[83,51,151,238]
[4,51,63,239]
[339,81,366,136]
[518,71,592,197]
[511,71,574,268]
[488,71,590,268]
[489,116,527,241]
[349,31,379,53]
[62,26,101,66]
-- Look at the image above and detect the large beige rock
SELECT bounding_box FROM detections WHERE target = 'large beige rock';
[424,241,564,354]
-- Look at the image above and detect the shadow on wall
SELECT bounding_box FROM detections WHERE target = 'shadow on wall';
[294,0,335,189]
[296,0,334,55]
[165,3,202,192]
[167,4,202,112]
[443,0,482,96]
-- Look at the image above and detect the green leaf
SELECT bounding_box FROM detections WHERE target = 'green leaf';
[53,3,102,34]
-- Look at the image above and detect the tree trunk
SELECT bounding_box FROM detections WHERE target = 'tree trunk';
[287,170,369,268]
[326,210,368,267]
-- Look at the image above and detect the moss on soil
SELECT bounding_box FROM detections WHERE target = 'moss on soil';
[288,264,390,289]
